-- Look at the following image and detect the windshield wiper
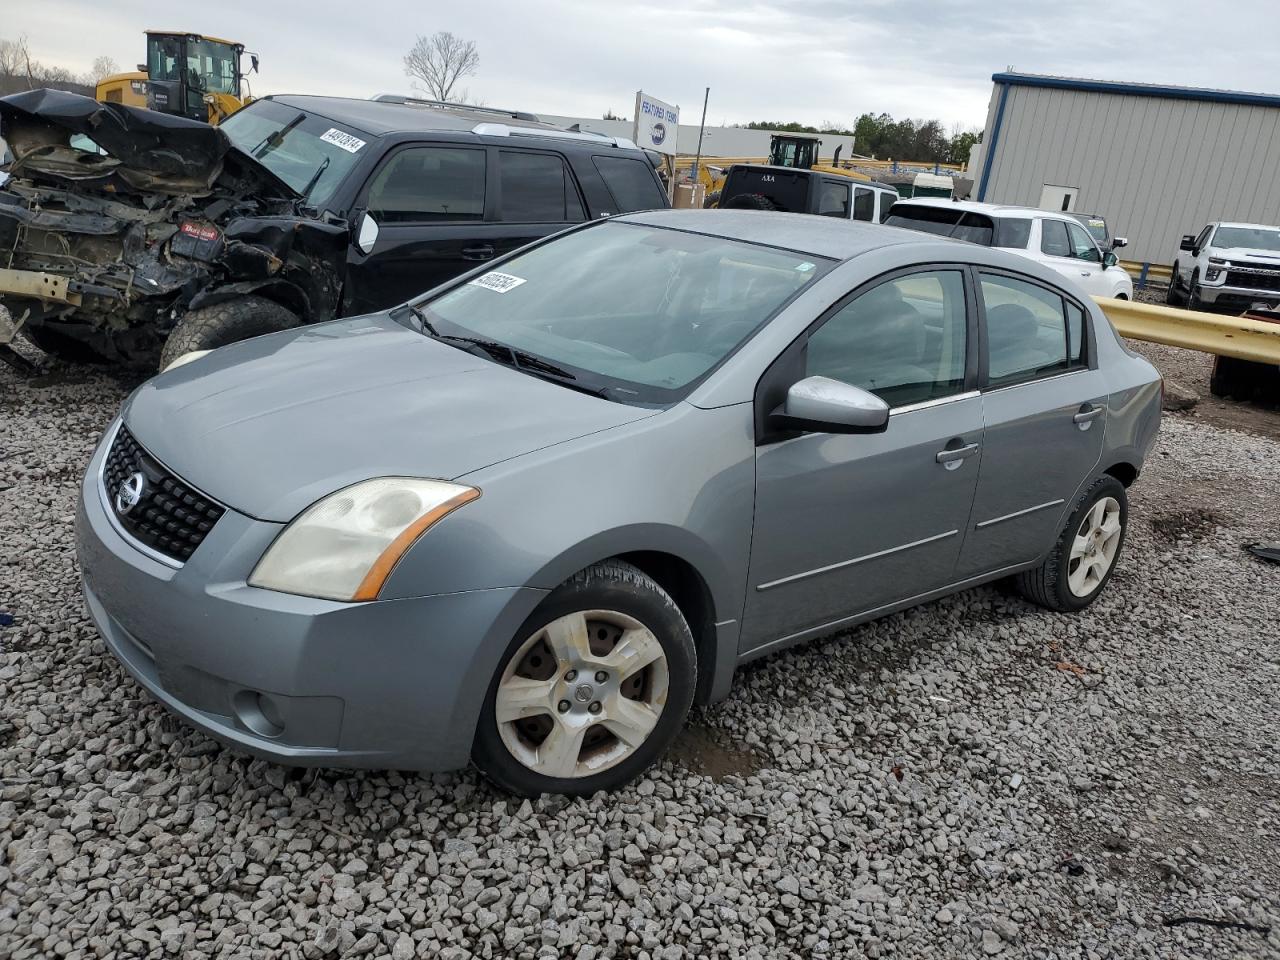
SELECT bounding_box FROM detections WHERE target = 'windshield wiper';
[251,112,305,159]
[406,305,579,380]
[299,156,330,203]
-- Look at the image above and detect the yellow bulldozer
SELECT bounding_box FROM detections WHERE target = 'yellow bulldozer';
[96,30,258,124]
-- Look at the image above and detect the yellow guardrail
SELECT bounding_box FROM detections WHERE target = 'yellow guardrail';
[1094,296,1280,364]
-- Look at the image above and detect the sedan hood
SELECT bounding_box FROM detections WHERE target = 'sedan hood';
[123,314,655,521]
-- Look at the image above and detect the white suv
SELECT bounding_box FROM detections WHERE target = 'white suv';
[1168,222,1280,311]
[884,199,1134,300]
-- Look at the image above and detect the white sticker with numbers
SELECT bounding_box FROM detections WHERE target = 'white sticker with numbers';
[319,128,367,153]
[469,272,527,294]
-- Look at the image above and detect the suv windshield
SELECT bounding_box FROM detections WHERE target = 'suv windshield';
[416,222,830,404]
[884,204,1033,248]
[220,100,367,209]
[1213,226,1280,251]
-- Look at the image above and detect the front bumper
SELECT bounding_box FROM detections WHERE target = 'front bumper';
[77,426,545,771]
[1196,283,1280,308]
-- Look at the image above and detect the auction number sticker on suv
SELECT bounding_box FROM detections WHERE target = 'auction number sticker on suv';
[319,128,367,153]
[470,272,527,294]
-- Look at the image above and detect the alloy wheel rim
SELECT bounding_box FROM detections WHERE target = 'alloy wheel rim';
[495,609,669,779]
[1067,496,1122,597]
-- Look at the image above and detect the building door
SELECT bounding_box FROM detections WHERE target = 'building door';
[1039,184,1079,212]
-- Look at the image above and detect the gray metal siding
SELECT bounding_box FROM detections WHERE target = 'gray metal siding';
[979,84,1280,265]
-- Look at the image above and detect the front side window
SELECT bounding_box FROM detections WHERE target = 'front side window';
[852,187,875,222]
[418,222,829,403]
[500,151,584,223]
[592,156,667,212]
[365,147,486,223]
[805,270,968,407]
[878,192,896,220]
[981,273,1086,385]
[1040,219,1071,257]
[817,181,851,218]
[1066,221,1101,263]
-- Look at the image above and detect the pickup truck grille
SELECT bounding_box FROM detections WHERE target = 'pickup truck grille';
[102,426,224,563]
[1225,264,1280,292]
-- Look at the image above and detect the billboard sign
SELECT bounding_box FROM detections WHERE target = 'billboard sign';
[634,91,679,155]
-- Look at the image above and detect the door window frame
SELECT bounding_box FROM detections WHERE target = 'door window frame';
[753,262,980,445]
[355,141,495,226]
[971,265,1097,392]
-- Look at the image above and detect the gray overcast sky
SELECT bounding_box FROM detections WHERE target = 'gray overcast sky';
[9,0,1280,131]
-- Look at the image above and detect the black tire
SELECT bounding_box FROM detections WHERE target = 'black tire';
[722,192,779,211]
[160,296,300,372]
[1209,355,1271,401]
[21,324,111,365]
[473,559,696,796]
[1186,269,1202,310]
[703,190,722,209]
[1015,475,1128,613]
[1165,264,1183,305]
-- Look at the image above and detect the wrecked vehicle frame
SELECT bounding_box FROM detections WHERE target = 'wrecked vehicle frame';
[0,89,347,366]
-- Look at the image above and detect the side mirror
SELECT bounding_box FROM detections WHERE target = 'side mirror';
[1179,235,1196,252]
[136,63,147,73]
[770,376,890,434]
[1103,251,1118,268]
[354,212,379,254]
[250,54,260,74]
[1111,236,1128,249]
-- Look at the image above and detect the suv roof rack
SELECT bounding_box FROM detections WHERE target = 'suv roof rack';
[470,122,639,149]
[370,93,542,123]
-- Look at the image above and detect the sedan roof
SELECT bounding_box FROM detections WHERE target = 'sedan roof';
[617,209,928,261]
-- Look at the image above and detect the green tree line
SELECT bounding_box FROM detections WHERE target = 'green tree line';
[743,113,981,165]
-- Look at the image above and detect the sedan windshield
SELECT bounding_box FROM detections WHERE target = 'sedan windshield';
[1213,226,1280,252]
[220,100,366,209]
[416,222,830,404]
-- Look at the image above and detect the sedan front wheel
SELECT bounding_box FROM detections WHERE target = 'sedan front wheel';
[473,560,696,795]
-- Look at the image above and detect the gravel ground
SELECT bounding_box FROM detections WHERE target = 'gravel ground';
[2,340,1279,960]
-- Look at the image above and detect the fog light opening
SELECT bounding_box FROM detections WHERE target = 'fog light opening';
[233,689,286,739]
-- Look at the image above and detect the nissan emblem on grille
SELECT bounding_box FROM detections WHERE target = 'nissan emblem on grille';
[115,472,146,515]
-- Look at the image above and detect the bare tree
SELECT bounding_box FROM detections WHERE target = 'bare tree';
[88,55,119,84]
[403,32,478,103]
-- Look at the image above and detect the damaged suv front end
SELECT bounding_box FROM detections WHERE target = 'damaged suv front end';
[0,89,348,365]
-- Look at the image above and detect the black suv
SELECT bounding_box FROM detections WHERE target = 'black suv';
[0,89,669,369]
[715,164,898,223]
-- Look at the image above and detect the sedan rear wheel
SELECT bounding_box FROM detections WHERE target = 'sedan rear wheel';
[1066,496,1123,597]
[474,560,696,795]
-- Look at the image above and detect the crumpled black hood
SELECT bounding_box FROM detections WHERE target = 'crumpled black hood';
[0,88,297,197]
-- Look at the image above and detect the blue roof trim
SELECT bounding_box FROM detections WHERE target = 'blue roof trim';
[990,72,1280,109]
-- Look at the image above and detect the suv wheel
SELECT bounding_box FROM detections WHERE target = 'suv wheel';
[1015,475,1128,612]
[1165,264,1183,305]
[1186,268,1203,310]
[473,560,696,796]
[160,296,301,371]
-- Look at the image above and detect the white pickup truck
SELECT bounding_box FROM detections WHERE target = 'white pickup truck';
[1168,222,1280,311]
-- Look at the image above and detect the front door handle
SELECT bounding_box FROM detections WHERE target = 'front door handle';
[462,244,496,261]
[1080,270,1091,277]
[936,442,980,466]
[1073,403,1104,425]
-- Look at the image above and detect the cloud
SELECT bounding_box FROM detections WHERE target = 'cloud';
[6,0,1280,131]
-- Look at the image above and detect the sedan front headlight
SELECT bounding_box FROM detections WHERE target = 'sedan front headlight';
[249,478,479,601]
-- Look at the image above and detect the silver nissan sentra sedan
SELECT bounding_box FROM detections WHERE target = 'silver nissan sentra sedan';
[77,210,1161,796]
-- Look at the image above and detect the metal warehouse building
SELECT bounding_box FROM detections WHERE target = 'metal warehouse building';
[972,72,1280,266]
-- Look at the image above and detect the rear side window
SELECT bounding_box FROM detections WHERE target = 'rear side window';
[817,181,850,218]
[981,273,1087,385]
[499,151,584,223]
[878,192,896,220]
[592,155,667,212]
[993,218,1031,249]
[366,146,485,223]
[883,205,992,244]
[1040,219,1071,257]
[853,187,875,221]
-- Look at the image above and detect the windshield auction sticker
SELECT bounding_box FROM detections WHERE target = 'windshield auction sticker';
[469,272,527,293]
[319,128,367,153]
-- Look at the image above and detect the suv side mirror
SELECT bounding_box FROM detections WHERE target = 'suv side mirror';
[1103,251,1118,268]
[1179,234,1196,252]
[770,376,890,434]
[1111,236,1128,249]
[354,212,379,254]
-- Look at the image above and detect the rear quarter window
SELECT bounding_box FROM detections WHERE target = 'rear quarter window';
[883,205,993,245]
[993,218,1032,249]
[592,155,667,212]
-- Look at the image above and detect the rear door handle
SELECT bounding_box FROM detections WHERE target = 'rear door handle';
[462,244,495,261]
[1073,404,1104,425]
[936,442,980,465]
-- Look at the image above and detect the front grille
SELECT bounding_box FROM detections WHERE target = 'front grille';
[1225,266,1280,292]
[102,426,224,563]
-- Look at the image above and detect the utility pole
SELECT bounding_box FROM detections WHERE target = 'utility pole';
[690,87,710,187]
